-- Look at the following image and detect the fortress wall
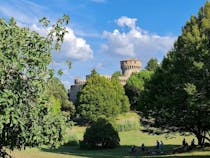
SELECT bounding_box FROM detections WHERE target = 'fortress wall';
[69,84,84,104]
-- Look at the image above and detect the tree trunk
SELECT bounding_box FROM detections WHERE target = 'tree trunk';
[195,133,203,146]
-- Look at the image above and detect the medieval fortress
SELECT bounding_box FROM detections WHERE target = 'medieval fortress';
[68,59,141,103]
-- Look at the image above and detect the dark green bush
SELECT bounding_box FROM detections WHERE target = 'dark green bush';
[80,118,120,149]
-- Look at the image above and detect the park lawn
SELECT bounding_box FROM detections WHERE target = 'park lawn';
[11,126,210,158]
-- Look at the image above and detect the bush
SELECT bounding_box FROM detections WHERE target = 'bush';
[80,118,120,149]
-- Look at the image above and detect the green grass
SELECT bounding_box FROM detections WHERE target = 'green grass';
[11,126,210,158]
[113,112,140,132]
[10,113,210,158]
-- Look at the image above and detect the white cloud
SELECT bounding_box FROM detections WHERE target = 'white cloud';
[56,28,93,61]
[102,16,176,64]
[29,24,94,62]
[116,16,137,29]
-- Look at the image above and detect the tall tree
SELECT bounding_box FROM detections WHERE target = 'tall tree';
[139,2,210,146]
[77,70,129,122]
[125,70,153,110]
[145,58,159,71]
[0,16,69,152]
[46,77,75,116]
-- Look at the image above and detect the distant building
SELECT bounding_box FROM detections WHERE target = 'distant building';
[68,58,141,103]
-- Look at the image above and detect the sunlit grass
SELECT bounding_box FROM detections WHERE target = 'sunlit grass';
[11,112,210,158]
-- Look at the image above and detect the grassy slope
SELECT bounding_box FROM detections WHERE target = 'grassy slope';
[11,112,210,158]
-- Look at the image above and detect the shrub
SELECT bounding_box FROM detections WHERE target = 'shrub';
[80,118,120,149]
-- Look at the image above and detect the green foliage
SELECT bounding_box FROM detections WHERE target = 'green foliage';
[145,58,159,71]
[39,14,70,51]
[111,78,130,113]
[77,71,129,122]
[80,118,120,149]
[49,96,62,114]
[46,77,75,116]
[90,69,98,76]
[139,2,210,146]
[0,16,69,150]
[125,70,153,110]
[57,69,63,76]
[111,71,122,80]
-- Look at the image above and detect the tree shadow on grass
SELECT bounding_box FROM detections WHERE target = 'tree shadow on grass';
[41,144,210,158]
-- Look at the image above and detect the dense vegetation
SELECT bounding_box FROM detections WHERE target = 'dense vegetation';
[125,70,153,110]
[139,2,210,146]
[145,58,159,71]
[46,77,75,116]
[77,70,129,122]
[0,16,70,151]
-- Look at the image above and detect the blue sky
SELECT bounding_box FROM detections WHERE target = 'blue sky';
[0,0,207,88]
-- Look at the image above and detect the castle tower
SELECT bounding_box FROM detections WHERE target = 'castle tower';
[120,59,141,77]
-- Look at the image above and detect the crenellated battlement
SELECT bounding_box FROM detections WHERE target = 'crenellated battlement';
[120,59,141,77]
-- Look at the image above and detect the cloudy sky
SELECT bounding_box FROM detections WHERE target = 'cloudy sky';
[0,0,206,88]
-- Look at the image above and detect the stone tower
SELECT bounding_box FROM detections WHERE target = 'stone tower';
[120,58,141,77]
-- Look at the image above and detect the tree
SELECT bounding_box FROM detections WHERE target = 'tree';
[0,16,69,152]
[125,70,153,110]
[139,2,210,146]
[80,118,120,149]
[77,70,129,122]
[46,77,75,116]
[111,71,122,80]
[145,58,159,71]
[111,78,130,112]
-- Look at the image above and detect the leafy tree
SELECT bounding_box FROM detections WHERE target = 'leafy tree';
[77,70,129,122]
[111,78,130,112]
[145,58,159,71]
[0,16,69,152]
[46,77,75,116]
[125,70,153,110]
[139,2,210,146]
[111,71,122,79]
[80,118,120,149]
[90,68,98,76]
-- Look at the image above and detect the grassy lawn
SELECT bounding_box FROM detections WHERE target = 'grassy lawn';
[9,112,210,158]
[11,126,210,158]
